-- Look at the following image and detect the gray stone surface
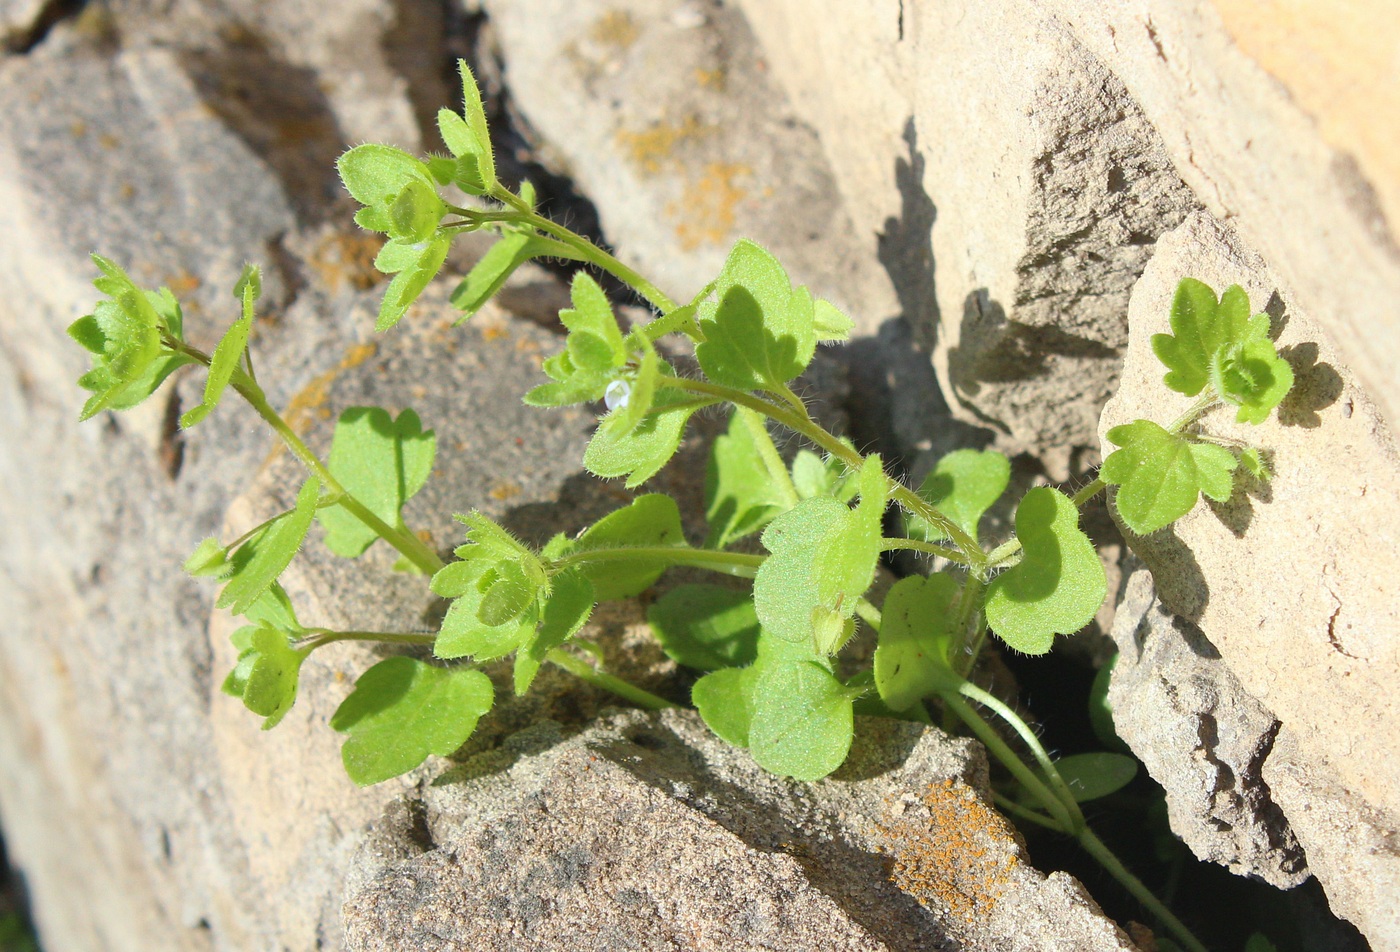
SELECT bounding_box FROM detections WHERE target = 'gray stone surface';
[1101,210,1400,946]
[1108,568,1305,888]
[343,709,1138,952]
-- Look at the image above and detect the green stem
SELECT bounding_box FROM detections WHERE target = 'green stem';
[655,376,986,565]
[991,792,1065,832]
[544,648,678,710]
[738,407,801,508]
[940,690,1076,831]
[853,597,882,632]
[488,192,677,313]
[234,375,446,576]
[1166,392,1222,435]
[1077,827,1210,952]
[952,574,988,677]
[299,630,437,651]
[881,537,968,564]
[553,545,764,579]
[957,681,1085,830]
[1070,478,1106,509]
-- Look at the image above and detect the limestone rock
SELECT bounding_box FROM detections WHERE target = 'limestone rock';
[343,708,1139,952]
[477,0,896,330]
[1107,568,1305,888]
[1101,210,1400,946]
[0,0,44,48]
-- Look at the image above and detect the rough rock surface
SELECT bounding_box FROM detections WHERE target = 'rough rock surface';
[342,709,1137,952]
[1102,210,1400,946]
[1108,567,1305,888]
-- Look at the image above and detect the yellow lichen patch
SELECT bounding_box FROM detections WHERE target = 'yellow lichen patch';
[488,481,522,502]
[881,780,1021,924]
[616,116,711,176]
[590,9,640,50]
[694,67,726,90]
[164,270,202,297]
[670,162,749,250]
[279,341,379,438]
[309,231,386,292]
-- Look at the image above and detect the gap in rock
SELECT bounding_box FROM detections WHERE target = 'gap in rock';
[0,833,40,951]
[5,0,87,54]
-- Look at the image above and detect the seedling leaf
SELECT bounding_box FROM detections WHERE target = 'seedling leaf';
[318,407,437,558]
[331,657,494,786]
[985,487,1105,654]
[873,573,963,710]
[648,585,760,671]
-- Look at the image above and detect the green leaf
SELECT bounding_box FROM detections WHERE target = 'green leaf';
[450,232,566,318]
[317,407,436,558]
[181,269,261,428]
[812,298,854,342]
[242,582,301,631]
[692,666,756,747]
[615,338,661,434]
[574,494,684,600]
[1239,447,1269,481]
[453,511,545,584]
[705,408,788,548]
[1101,420,1238,534]
[217,478,320,615]
[378,235,451,331]
[387,179,446,244]
[984,487,1105,654]
[695,240,818,393]
[561,272,626,366]
[908,449,1010,543]
[437,109,490,188]
[1211,338,1295,424]
[222,625,308,730]
[583,388,699,488]
[749,658,855,781]
[456,60,496,190]
[513,569,594,695]
[790,450,855,501]
[872,573,963,710]
[331,657,494,786]
[71,256,174,420]
[1244,934,1279,952]
[648,585,760,671]
[753,455,885,653]
[1049,752,1138,802]
[337,144,434,209]
[432,561,537,661]
[1088,655,1127,753]
[184,537,232,578]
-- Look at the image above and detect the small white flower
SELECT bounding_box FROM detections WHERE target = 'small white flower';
[604,379,631,411]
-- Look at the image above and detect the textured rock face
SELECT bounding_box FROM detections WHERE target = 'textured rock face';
[1102,211,1400,946]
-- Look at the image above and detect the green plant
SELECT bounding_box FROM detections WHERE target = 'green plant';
[70,62,1294,952]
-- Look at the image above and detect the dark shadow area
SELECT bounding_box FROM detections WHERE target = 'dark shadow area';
[948,289,1117,395]
[0,834,39,952]
[877,118,940,349]
[1127,528,1209,623]
[181,40,346,222]
[589,723,956,952]
[5,0,87,53]
[1276,342,1343,428]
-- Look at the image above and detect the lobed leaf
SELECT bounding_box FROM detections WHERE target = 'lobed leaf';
[574,494,684,600]
[984,487,1105,655]
[1211,338,1294,424]
[221,625,308,730]
[338,144,434,210]
[872,573,963,710]
[648,585,761,671]
[432,560,537,661]
[331,657,494,786]
[317,407,436,558]
[513,569,594,695]
[908,449,1010,544]
[1101,420,1238,535]
[217,478,320,615]
[704,408,788,549]
[583,388,700,487]
[182,268,261,427]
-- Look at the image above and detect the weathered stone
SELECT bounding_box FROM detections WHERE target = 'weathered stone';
[1108,567,1305,888]
[0,0,45,48]
[477,0,896,330]
[1101,210,1400,946]
[344,708,1139,952]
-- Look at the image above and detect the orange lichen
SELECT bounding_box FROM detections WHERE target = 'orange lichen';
[308,231,386,292]
[616,116,710,175]
[590,9,640,50]
[278,341,379,438]
[694,67,726,90]
[670,162,749,250]
[164,270,202,297]
[881,780,1021,924]
[488,481,522,501]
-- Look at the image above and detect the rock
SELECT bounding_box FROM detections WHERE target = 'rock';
[1101,210,1400,946]
[343,708,1139,952]
[476,0,896,330]
[0,0,45,49]
[1107,567,1305,888]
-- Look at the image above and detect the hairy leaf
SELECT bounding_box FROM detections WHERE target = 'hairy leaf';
[705,408,788,548]
[318,407,436,558]
[1101,420,1238,534]
[1211,338,1294,424]
[338,144,434,210]
[583,388,699,487]
[222,625,308,730]
[753,455,884,652]
[218,478,320,615]
[513,569,594,695]
[873,573,963,710]
[182,268,261,427]
[431,559,536,661]
[985,487,1105,654]
[749,659,855,781]
[692,666,755,747]
[378,234,451,331]
[908,449,1010,543]
[331,657,494,786]
[574,494,684,600]
[451,232,573,318]
[387,179,445,244]
[456,60,496,190]
[790,450,855,502]
[648,585,760,671]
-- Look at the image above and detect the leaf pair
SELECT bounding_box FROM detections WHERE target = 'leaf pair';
[1152,278,1293,424]
[1101,420,1239,534]
[317,407,437,561]
[752,455,886,654]
[694,240,853,395]
[524,273,631,408]
[68,255,193,420]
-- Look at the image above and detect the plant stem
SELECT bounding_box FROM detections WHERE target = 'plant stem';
[880,538,968,564]
[738,407,801,508]
[1070,478,1106,509]
[1077,827,1210,952]
[299,630,437,651]
[952,574,988,676]
[487,192,678,313]
[854,597,883,632]
[1166,392,1222,435]
[544,648,678,710]
[552,545,764,579]
[656,376,986,565]
[991,792,1064,832]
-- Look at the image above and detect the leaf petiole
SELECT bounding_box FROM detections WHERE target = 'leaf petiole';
[544,647,678,710]
[552,545,764,580]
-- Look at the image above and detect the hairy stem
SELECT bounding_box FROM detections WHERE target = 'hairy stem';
[1078,827,1210,952]
[880,537,969,564]
[544,648,678,710]
[737,407,801,508]
[552,545,764,579]
[299,630,437,652]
